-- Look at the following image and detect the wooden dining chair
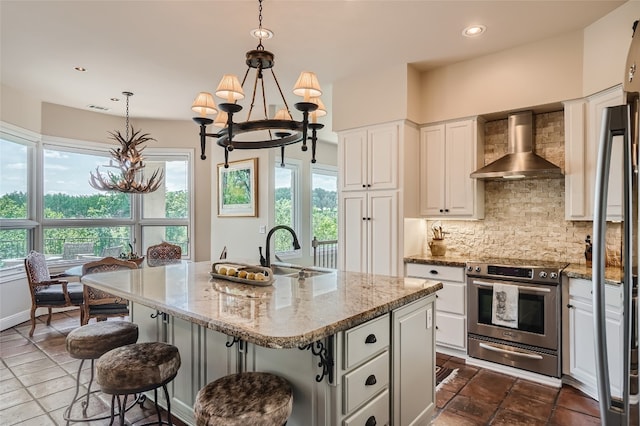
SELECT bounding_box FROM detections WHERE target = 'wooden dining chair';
[146,241,182,267]
[24,250,84,336]
[81,257,138,325]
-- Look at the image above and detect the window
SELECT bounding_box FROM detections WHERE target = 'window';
[311,165,338,243]
[274,160,300,255]
[0,129,193,272]
[0,127,36,269]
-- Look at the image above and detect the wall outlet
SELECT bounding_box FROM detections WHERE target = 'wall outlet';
[427,308,433,329]
[259,225,266,234]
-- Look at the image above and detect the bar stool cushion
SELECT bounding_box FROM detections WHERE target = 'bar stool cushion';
[194,372,293,426]
[96,342,181,395]
[66,321,138,360]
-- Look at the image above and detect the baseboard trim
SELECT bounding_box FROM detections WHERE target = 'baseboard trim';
[1,306,79,332]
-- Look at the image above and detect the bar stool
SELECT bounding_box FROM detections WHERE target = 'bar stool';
[64,321,138,424]
[194,372,293,426]
[96,342,181,425]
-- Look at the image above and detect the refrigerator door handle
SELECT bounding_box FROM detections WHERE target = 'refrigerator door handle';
[593,104,633,426]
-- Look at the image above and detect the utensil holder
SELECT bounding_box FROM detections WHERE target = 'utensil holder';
[429,239,447,256]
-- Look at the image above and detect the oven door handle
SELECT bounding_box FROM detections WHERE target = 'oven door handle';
[472,280,551,294]
[478,342,544,360]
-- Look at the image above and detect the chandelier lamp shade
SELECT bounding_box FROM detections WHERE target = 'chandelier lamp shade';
[191,0,326,168]
[89,92,164,193]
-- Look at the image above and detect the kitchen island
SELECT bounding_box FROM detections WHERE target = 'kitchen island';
[81,261,442,426]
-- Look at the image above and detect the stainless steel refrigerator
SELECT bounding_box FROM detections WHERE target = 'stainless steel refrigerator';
[593,18,639,426]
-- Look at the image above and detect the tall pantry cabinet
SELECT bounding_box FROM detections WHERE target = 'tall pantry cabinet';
[338,121,420,276]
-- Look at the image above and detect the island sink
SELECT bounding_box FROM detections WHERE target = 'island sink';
[270,264,333,278]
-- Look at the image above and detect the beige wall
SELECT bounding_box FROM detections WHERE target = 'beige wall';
[41,103,212,262]
[210,139,338,267]
[332,63,409,131]
[419,31,584,123]
[1,84,42,133]
[582,1,639,95]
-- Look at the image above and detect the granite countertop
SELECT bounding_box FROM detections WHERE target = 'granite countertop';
[404,254,623,285]
[81,261,442,349]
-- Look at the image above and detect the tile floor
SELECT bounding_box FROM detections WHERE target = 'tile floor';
[1,311,636,425]
[0,311,186,426]
[434,352,635,425]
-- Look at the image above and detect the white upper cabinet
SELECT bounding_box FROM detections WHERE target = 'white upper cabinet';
[339,124,398,192]
[419,118,485,219]
[564,85,624,221]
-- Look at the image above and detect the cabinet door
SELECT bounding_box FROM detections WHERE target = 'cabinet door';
[167,316,200,422]
[568,298,624,398]
[339,129,367,191]
[445,120,476,216]
[368,124,398,190]
[420,124,446,216]
[587,86,624,220]
[368,191,398,276]
[340,192,368,273]
[392,296,435,426]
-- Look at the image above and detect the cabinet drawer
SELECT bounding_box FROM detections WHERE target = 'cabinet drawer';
[343,389,389,426]
[436,281,465,315]
[406,263,464,282]
[569,278,622,309]
[436,312,466,349]
[344,314,389,369]
[344,351,389,414]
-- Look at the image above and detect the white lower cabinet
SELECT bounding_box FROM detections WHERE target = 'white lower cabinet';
[563,278,624,400]
[132,297,437,426]
[392,295,436,426]
[405,263,466,354]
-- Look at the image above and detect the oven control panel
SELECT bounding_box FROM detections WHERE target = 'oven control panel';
[466,260,566,285]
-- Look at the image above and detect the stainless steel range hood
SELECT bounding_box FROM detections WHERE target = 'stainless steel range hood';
[470,110,563,180]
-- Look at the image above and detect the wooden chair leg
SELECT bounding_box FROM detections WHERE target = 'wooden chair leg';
[46,307,53,325]
[29,306,36,337]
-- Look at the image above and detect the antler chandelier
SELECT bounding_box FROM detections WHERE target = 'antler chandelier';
[191,0,327,168]
[89,92,164,193]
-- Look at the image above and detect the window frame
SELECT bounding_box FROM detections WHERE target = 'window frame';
[309,163,338,257]
[0,126,194,279]
[273,157,302,259]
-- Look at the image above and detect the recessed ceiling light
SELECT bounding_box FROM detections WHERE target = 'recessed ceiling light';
[250,27,273,40]
[462,25,486,37]
[110,98,120,102]
[74,66,87,72]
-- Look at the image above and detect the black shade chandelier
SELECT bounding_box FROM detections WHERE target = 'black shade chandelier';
[89,92,164,193]
[191,0,327,168]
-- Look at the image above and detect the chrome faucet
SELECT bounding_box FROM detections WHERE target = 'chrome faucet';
[261,225,301,268]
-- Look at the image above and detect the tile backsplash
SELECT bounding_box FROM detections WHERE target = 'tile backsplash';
[424,110,622,265]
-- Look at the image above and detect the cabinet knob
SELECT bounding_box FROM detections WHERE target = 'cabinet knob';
[439,209,444,213]
[436,326,439,330]
[365,334,377,344]
[365,416,377,426]
[566,304,574,309]
[435,294,439,298]
[444,209,449,213]
[430,270,438,275]
[367,184,371,187]
[362,184,366,188]
[365,374,377,386]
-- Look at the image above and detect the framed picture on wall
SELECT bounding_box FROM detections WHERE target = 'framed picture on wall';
[217,158,258,217]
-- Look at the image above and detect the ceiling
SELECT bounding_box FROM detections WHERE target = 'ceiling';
[1,0,625,125]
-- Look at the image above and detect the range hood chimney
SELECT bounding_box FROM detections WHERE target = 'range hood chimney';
[470,111,563,180]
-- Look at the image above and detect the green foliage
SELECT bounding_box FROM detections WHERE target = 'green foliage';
[0,191,27,219]
[166,190,188,218]
[44,192,130,219]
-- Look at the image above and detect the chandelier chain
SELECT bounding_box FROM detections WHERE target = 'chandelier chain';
[257,0,264,50]
[125,93,130,141]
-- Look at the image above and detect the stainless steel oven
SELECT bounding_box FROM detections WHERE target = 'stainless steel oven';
[466,259,568,378]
